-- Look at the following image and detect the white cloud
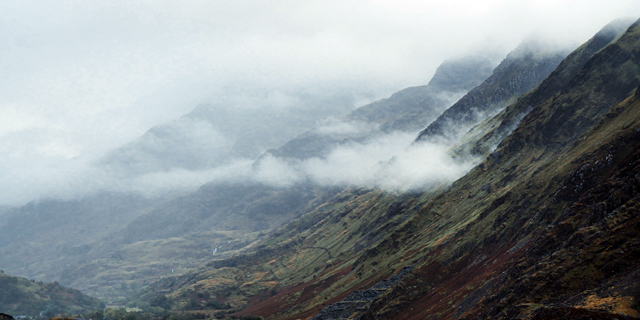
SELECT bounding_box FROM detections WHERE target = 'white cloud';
[251,131,480,191]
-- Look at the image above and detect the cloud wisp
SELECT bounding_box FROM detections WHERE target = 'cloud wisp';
[252,128,479,192]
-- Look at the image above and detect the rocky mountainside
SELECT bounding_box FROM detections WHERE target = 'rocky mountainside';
[129,19,640,320]
[0,270,103,317]
[350,19,640,319]
[415,38,571,146]
[449,17,637,158]
[262,55,496,161]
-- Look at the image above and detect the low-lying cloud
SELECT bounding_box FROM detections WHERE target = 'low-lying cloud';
[252,130,479,192]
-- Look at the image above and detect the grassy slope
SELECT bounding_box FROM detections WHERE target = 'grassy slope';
[352,21,640,319]
[132,187,440,314]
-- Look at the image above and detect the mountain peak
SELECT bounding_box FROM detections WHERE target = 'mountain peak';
[415,36,570,145]
[427,55,498,92]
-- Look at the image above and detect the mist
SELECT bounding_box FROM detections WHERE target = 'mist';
[251,128,478,192]
[2,0,640,206]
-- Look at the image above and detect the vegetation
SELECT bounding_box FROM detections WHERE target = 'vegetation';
[0,271,103,317]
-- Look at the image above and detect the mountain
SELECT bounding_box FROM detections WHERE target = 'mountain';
[97,89,369,176]
[415,37,571,146]
[129,18,640,320]
[449,17,636,158]
[262,55,496,161]
[3,16,638,320]
[0,270,104,317]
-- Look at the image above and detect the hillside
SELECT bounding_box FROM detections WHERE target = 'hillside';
[0,271,104,317]
[2,15,638,320]
[129,18,640,320]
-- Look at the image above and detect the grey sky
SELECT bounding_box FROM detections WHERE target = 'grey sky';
[1,0,639,205]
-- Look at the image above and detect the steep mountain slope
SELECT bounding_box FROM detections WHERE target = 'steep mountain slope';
[263,55,496,161]
[349,20,640,320]
[415,38,570,145]
[130,19,640,320]
[0,271,104,317]
[359,87,640,320]
[465,92,640,319]
[450,17,636,158]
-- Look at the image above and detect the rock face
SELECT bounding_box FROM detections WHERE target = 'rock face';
[416,18,636,148]
[0,313,14,320]
[448,18,636,159]
[311,267,413,319]
[415,38,569,145]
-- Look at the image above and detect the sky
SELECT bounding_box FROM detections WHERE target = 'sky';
[1,0,639,206]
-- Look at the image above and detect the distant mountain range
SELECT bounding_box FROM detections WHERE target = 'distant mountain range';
[97,88,372,176]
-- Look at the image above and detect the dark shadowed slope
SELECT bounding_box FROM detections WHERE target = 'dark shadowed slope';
[353,19,640,320]
[0,271,103,317]
[449,17,637,158]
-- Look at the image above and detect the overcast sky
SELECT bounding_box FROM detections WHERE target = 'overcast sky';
[1,0,639,206]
